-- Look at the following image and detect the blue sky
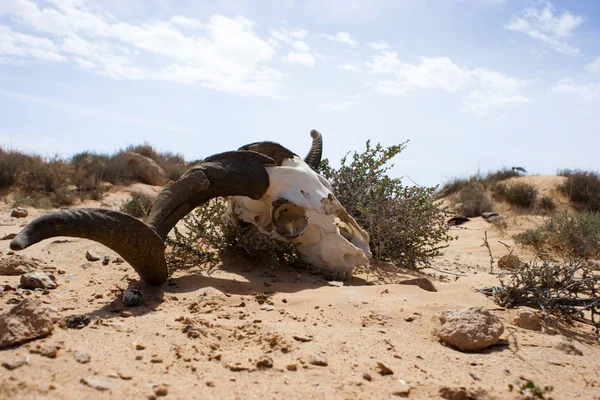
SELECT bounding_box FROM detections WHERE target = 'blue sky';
[1,0,599,186]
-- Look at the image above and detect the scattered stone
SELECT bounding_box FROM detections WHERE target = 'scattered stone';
[556,341,583,356]
[399,277,437,292]
[498,254,522,270]
[75,352,91,364]
[102,257,110,266]
[439,386,488,400]
[481,212,502,222]
[228,364,251,372]
[121,311,133,318]
[117,370,133,380]
[64,314,91,329]
[363,372,372,381]
[20,272,58,290]
[154,385,168,397]
[81,376,120,391]
[256,355,273,369]
[327,281,343,287]
[11,208,28,218]
[123,289,143,307]
[150,356,163,363]
[2,358,27,370]
[377,362,394,376]
[124,152,169,186]
[0,298,54,349]
[0,233,17,240]
[513,310,542,331]
[135,343,147,350]
[392,387,411,397]
[286,364,297,371]
[309,353,328,367]
[30,343,59,358]
[0,255,39,275]
[112,257,124,264]
[259,304,275,311]
[293,335,313,342]
[437,307,504,352]
[404,315,415,322]
[85,251,100,262]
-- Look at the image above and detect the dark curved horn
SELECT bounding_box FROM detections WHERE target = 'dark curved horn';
[10,209,167,285]
[304,129,322,170]
[144,150,275,241]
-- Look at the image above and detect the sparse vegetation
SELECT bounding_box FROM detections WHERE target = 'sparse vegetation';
[515,212,600,260]
[120,191,156,218]
[169,140,454,272]
[436,167,522,199]
[494,181,538,209]
[558,169,600,212]
[452,183,493,217]
[537,195,556,213]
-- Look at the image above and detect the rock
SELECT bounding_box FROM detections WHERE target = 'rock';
[377,362,394,375]
[102,256,110,266]
[513,310,542,331]
[256,355,273,368]
[0,233,17,240]
[121,311,133,318]
[64,314,91,329]
[439,386,482,400]
[85,251,100,262]
[309,353,328,366]
[20,272,58,290]
[0,298,54,349]
[75,352,91,363]
[117,370,133,380]
[11,208,28,218]
[154,385,168,396]
[555,341,583,356]
[30,343,60,358]
[293,335,313,342]
[363,372,372,381]
[98,181,113,192]
[123,289,143,307]
[81,376,120,391]
[437,307,504,352]
[124,152,169,186]
[2,358,27,370]
[481,212,502,222]
[498,254,522,270]
[0,255,39,275]
[286,363,297,371]
[399,277,437,292]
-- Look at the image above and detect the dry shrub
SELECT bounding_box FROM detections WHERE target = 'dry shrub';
[494,181,538,209]
[558,169,600,212]
[436,167,522,199]
[537,195,556,213]
[515,212,600,260]
[453,183,493,217]
[119,192,156,218]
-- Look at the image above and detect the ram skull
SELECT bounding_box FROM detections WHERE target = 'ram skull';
[10,130,371,284]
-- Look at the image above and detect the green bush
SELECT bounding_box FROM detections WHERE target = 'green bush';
[494,181,538,209]
[515,212,600,260]
[120,192,156,218]
[537,195,556,213]
[453,183,494,217]
[558,170,600,212]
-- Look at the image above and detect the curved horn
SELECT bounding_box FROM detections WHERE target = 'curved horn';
[144,150,275,241]
[10,209,167,285]
[304,129,322,170]
[11,150,276,286]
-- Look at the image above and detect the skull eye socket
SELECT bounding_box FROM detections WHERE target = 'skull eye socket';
[335,220,353,241]
[272,199,308,239]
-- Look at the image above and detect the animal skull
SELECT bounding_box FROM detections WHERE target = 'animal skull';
[227,155,371,280]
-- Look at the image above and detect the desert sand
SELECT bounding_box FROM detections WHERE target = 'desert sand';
[1,178,599,400]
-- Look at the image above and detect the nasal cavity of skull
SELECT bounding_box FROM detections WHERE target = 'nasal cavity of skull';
[272,200,308,239]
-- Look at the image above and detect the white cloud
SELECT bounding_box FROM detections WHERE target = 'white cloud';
[551,79,600,101]
[585,57,600,74]
[282,52,314,67]
[323,31,356,46]
[0,0,285,96]
[337,64,362,72]
[270,28,315,68]
[318,101,357,111]
[367,40,389,51]
[504,3,583,55]
[365,52,529,116]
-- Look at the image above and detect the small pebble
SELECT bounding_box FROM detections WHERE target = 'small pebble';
[309,354,328,367]
[75,352,91,364]
[154,385,168,396]
[123,289,143,307]
[85,251,100,262]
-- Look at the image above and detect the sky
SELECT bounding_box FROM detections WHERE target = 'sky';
[1,0,599,187]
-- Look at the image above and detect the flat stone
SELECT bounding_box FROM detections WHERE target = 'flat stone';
[0,255,39,275]
[513,310,542,331]
[20,272,58,290]
[399,277,437,292]
[437,307,504,352]
[80,376,120,391]
[2,358,27,370]
[75,352,91,363]
[85,251,100,262]
[0,298,54,349]
[309,354,328,366]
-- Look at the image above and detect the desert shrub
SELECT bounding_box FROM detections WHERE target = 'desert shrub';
[320,140,454,269]
[0,148,38,188]
[558,170,600,212]
[120,192,155,218]
[483,257,599,337]
[123,143,188,182]
[453,183,493,217]
[436,176,480,199]
[436,167,522,199]
[537,195,556,213]
[515,212,600,260]
[169,140,454,272]
[166,200,302,270]
[494,181,538,209]
[483,167,522,184]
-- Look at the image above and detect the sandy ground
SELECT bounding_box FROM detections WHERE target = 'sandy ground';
[1,183,599,400]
